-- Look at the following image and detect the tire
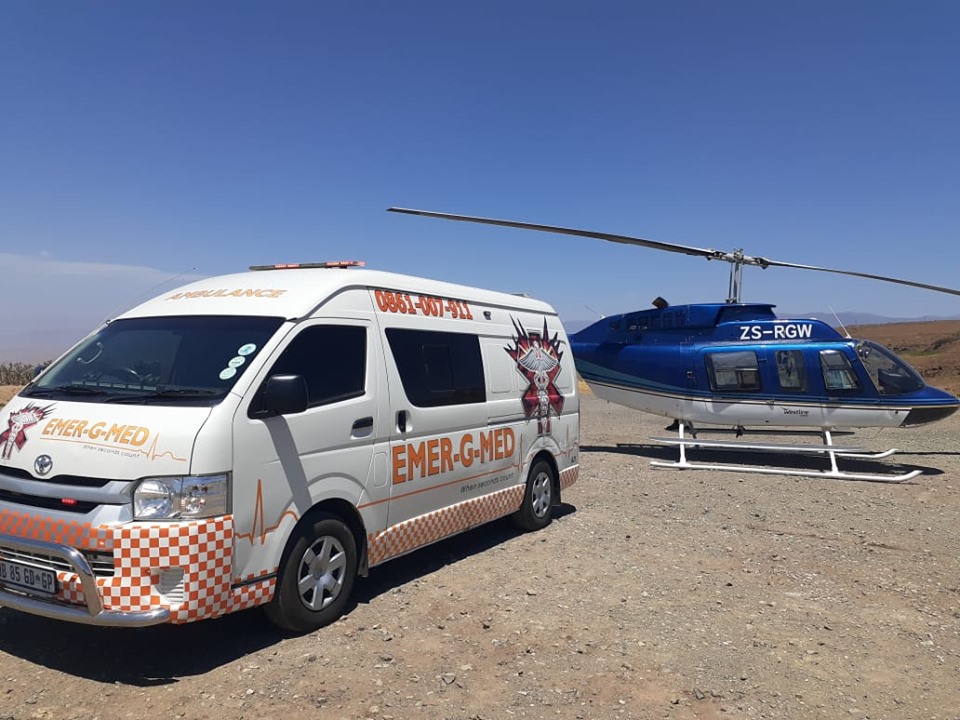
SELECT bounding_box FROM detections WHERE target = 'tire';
[265,513,358,633]
[512,459,556,532]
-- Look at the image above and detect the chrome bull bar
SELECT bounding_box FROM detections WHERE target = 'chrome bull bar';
[0,534,170,627]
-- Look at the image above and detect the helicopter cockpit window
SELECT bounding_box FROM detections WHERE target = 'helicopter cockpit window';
[774,350,807,392]
[705,351,761,392]
[855,340,924,395]
[819,350,861,391]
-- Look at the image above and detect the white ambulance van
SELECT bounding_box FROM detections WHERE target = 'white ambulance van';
[0,262,579,631]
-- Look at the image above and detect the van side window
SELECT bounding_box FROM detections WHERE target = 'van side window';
[386,329,486,407]
[704,350,761,391]
[262,325,366,407]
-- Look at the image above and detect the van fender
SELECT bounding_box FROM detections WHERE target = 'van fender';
[518,434,563,507]
[247,475,369,583]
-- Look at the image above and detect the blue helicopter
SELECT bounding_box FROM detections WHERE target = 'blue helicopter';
[389,207,960,482]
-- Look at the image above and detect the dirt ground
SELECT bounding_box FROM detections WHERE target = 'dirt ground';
[1,393,959,719]
[0,386,19,407]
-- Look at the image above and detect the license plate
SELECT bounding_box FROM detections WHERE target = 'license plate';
[0,558,57,596]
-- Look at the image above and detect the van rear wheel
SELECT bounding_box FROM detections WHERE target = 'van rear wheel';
[512,459,556,531]
[265,513,357,633]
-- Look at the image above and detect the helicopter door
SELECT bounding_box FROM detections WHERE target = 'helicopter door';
[764,347,827,426]
[693,348,767,425]
[817,346,883,426]
[818,348,868,395]
[771,349,808,393]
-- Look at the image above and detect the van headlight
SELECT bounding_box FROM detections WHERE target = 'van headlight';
[133,474,230,520]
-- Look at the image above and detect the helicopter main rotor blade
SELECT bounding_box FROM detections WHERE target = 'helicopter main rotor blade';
[388,207,960,299]
[387,207,723,260]
[757,258,960,297]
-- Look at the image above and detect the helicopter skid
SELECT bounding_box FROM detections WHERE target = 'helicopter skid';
[650,428,920,483]
[650,436,898,458]
[650,456,920,483]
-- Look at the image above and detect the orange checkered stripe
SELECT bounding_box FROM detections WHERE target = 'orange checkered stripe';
[0,507,108,550]
[60,568,276,623]
[560,465,579,491]
[3,512,277,623]
[367,484,525,566]
[225,569,277,616]
[111,519,233,621]
[56,519,234,622]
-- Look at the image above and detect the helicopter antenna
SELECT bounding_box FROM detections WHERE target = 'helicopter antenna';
[830,306,852,339]
[388,207,960,302]
[584,305,605,319]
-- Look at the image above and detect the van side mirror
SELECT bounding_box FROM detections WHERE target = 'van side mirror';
[256,374,309,418]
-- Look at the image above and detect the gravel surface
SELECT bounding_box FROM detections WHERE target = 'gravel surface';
[1,392,959,720]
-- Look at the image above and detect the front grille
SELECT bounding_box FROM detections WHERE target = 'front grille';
[0,466,111,488]
[0,488,99,514]
[0,544,115,578]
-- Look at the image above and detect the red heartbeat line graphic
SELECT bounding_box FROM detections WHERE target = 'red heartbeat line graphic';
[235,478,300,545]
[137,435,187,462]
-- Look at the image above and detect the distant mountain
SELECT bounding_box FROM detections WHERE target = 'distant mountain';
[561,311,960,335]
[787,311,960,326]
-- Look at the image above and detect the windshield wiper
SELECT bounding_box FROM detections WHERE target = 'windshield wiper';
[26,384,109,397]
[150,388,222,397]
[105,388,223,403]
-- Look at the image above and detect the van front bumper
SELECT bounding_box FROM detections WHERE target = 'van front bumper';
[0,534,170,627]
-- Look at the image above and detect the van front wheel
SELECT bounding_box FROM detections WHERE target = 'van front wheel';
[512,459,556,532]
[265,513,357,633]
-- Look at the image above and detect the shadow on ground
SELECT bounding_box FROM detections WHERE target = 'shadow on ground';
[581,442,943,481]
[0,504,576,685]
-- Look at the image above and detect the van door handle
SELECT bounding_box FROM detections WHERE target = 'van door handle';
[397,410,408,433]
[352,416,373,431]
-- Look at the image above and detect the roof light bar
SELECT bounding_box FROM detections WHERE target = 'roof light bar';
[249,260,366,271]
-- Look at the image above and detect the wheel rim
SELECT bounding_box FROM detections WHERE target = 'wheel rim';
[531,470,552,518]
[296,535,347,611]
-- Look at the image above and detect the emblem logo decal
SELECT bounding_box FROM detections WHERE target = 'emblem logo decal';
[506,319,565,435]
[0,404,55,460]
[34,454,54,476]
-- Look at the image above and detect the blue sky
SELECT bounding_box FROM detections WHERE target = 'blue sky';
[2,1,959,361]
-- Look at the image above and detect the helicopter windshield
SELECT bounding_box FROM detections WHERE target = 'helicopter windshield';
[855,340,925,395]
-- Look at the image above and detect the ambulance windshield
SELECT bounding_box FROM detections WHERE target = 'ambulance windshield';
[22,315,285,405]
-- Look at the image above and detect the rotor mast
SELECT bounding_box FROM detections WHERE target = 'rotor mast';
[725,250,745,303]
[714,249,770,303]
